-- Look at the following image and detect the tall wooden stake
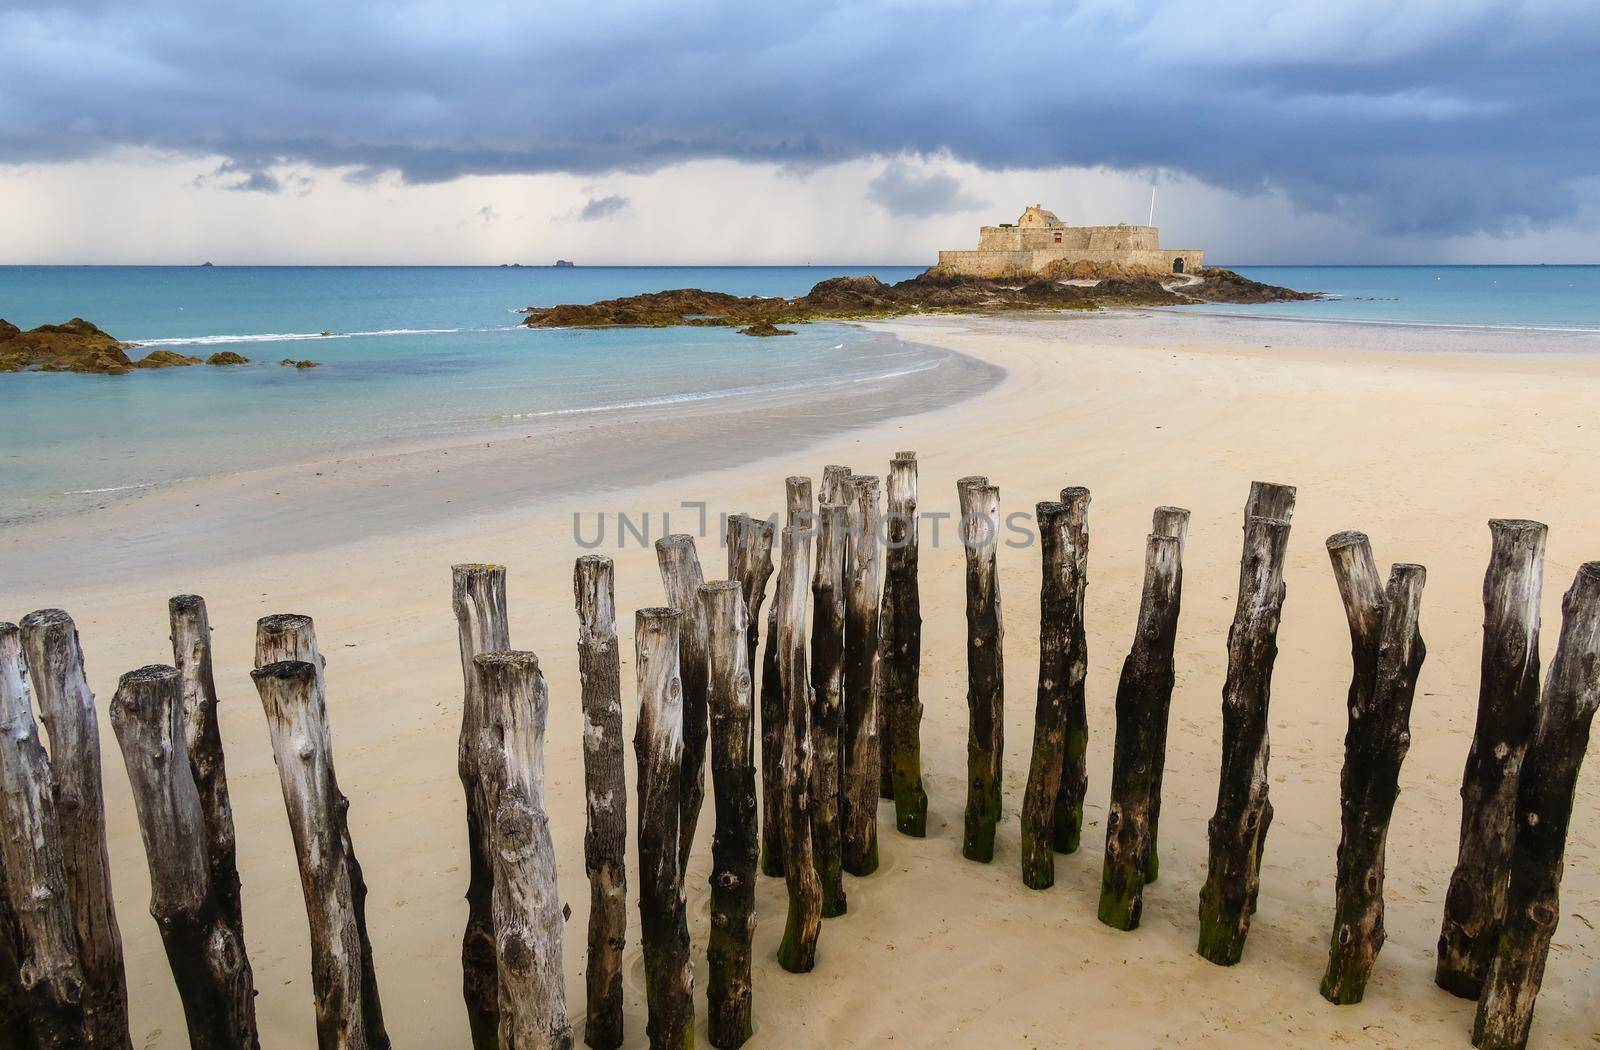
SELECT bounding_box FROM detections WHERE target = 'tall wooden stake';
[1474,562,1600,1050]
[1049,487,1093,857]
[1197,483,1294,965]
[702,581,757,1047]
[1320,546,1427,1003]
[1020,490,1093,887]
[0,856,28,1050]
[1141,505,1187,879]
[19,609,130,1049]
[882,452,927,836]
[634,609,693,1050]
[110,664,259,1049]
[809,503,849,916]
[841,474,883,875]
[1438,519,1548,999]
[0,622,89,1048]
[473,652,572,1050]
[776,526,823,972]
[724,514,775,703]
[760,477,812,877]
[658,535,711,878]
[958,476,1004,863]
[168,596,249,956]
[251,650,389,1050]
[452,564,511,1050]
[574,556,626,1050]
[1097,509,1189,929]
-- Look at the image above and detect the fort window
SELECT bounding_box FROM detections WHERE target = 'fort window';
[1054,232,1062,243]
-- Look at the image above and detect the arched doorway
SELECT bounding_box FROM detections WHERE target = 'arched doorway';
[1172,257,1185,273]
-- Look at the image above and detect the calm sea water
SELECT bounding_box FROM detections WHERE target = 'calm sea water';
[2,263,1597,525]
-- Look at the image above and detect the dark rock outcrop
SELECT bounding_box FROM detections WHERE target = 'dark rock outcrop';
[134,349,202,368]
[521,266,1317,331]
[0,317,141,374]
[280,358,319,368]
[206,351,250,366]
[739,321,796,337]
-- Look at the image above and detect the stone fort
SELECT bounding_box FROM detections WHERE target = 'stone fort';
[936,204,1203,277]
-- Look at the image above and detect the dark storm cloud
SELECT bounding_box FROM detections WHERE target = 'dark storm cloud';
[867,162,989,217]
[2,0,1596,236]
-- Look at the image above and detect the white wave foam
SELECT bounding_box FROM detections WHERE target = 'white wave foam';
[132,327,473,348]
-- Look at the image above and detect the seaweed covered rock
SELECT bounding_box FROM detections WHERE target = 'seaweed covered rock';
[134,349,202,368]
[1191,268,1321,303]
[739,321,795,337]
[280,358,319,368]
[0,317,139,374]
[206,351,250,366]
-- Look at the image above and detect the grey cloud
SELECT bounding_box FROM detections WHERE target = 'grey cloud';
[867,162,989,217]
[3,1,1598,237]
[577,195,629,221]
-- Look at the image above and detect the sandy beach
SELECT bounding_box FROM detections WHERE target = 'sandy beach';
[7,309,1599,1048]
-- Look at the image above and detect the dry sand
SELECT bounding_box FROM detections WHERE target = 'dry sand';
[6,309,1600,1048]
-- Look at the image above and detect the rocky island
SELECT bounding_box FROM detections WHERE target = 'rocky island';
[520,265,1316,332]
[0,317,308,375]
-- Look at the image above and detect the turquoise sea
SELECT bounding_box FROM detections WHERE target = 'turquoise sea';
[2,264,1598,526]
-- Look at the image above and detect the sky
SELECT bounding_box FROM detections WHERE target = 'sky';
[2,0,1598,265]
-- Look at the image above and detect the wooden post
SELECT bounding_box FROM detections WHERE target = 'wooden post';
[957,476,1005,863]
[1049,487,1094,857]
[702,581,757,1047]
[724,514,775,700]
[472,652,572,1050]
[1141,505,1187,879]
[1097,508,1190,929]
[760,478,812,877]
[18,608,130,1049]
[574,556,626,1050]
[633,608,693,1050]
[841,474,883,875]
[1474,562,1600,1050]
[776,526,822,973]
[168,596,249,951]
[809,503,849,916]
[1020,490,1093,887]
[819,464,852,505]
[0,856,28,1050]
[1197,487,1293,966]
[255,612,322,672]
[110,664,259,1049]
[1438,519,1548,999]
[882,452,927,836]
[451,564,511,1050]
[1320,551,1427,1003]
[657,535,711,879]
[251,656,389,1050]
[0,621,88,1048]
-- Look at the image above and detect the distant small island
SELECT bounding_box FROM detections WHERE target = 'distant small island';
[555,259,576,268]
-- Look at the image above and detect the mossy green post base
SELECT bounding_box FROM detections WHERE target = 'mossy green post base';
[777,901,818,974]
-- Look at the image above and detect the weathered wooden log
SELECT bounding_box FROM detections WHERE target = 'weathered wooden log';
[759,477,812,877]
[110,664,259,1049]
[702,581,757,1047]
[809,503,849,916]
[1141,505,1188,880]
[1473,562,1600,1050]
[957,476,1005,863]
[819,464,852,505]
[881,452,927,836]
[1320,555,1427,1003]
[724,514,775,699]
[251,656,389,1049]
[18,608,130,1049]
[1438,519,1548,999]
[1197,493,1293,966]
[0,852,28,1050]
[0,621,88,1048]
[633,609,693,1050]
[472,651,572,1050]
[841,474,883,875]
[451,564,511,1050]
[1048,487,1094,858]
[1020,492,1092,887]
[573,556,626,1050]
[254,612,323,673]
[775,526,822,973]
[1097,513,1189,930]
[657,535,711,880]
[168,596,249,953]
